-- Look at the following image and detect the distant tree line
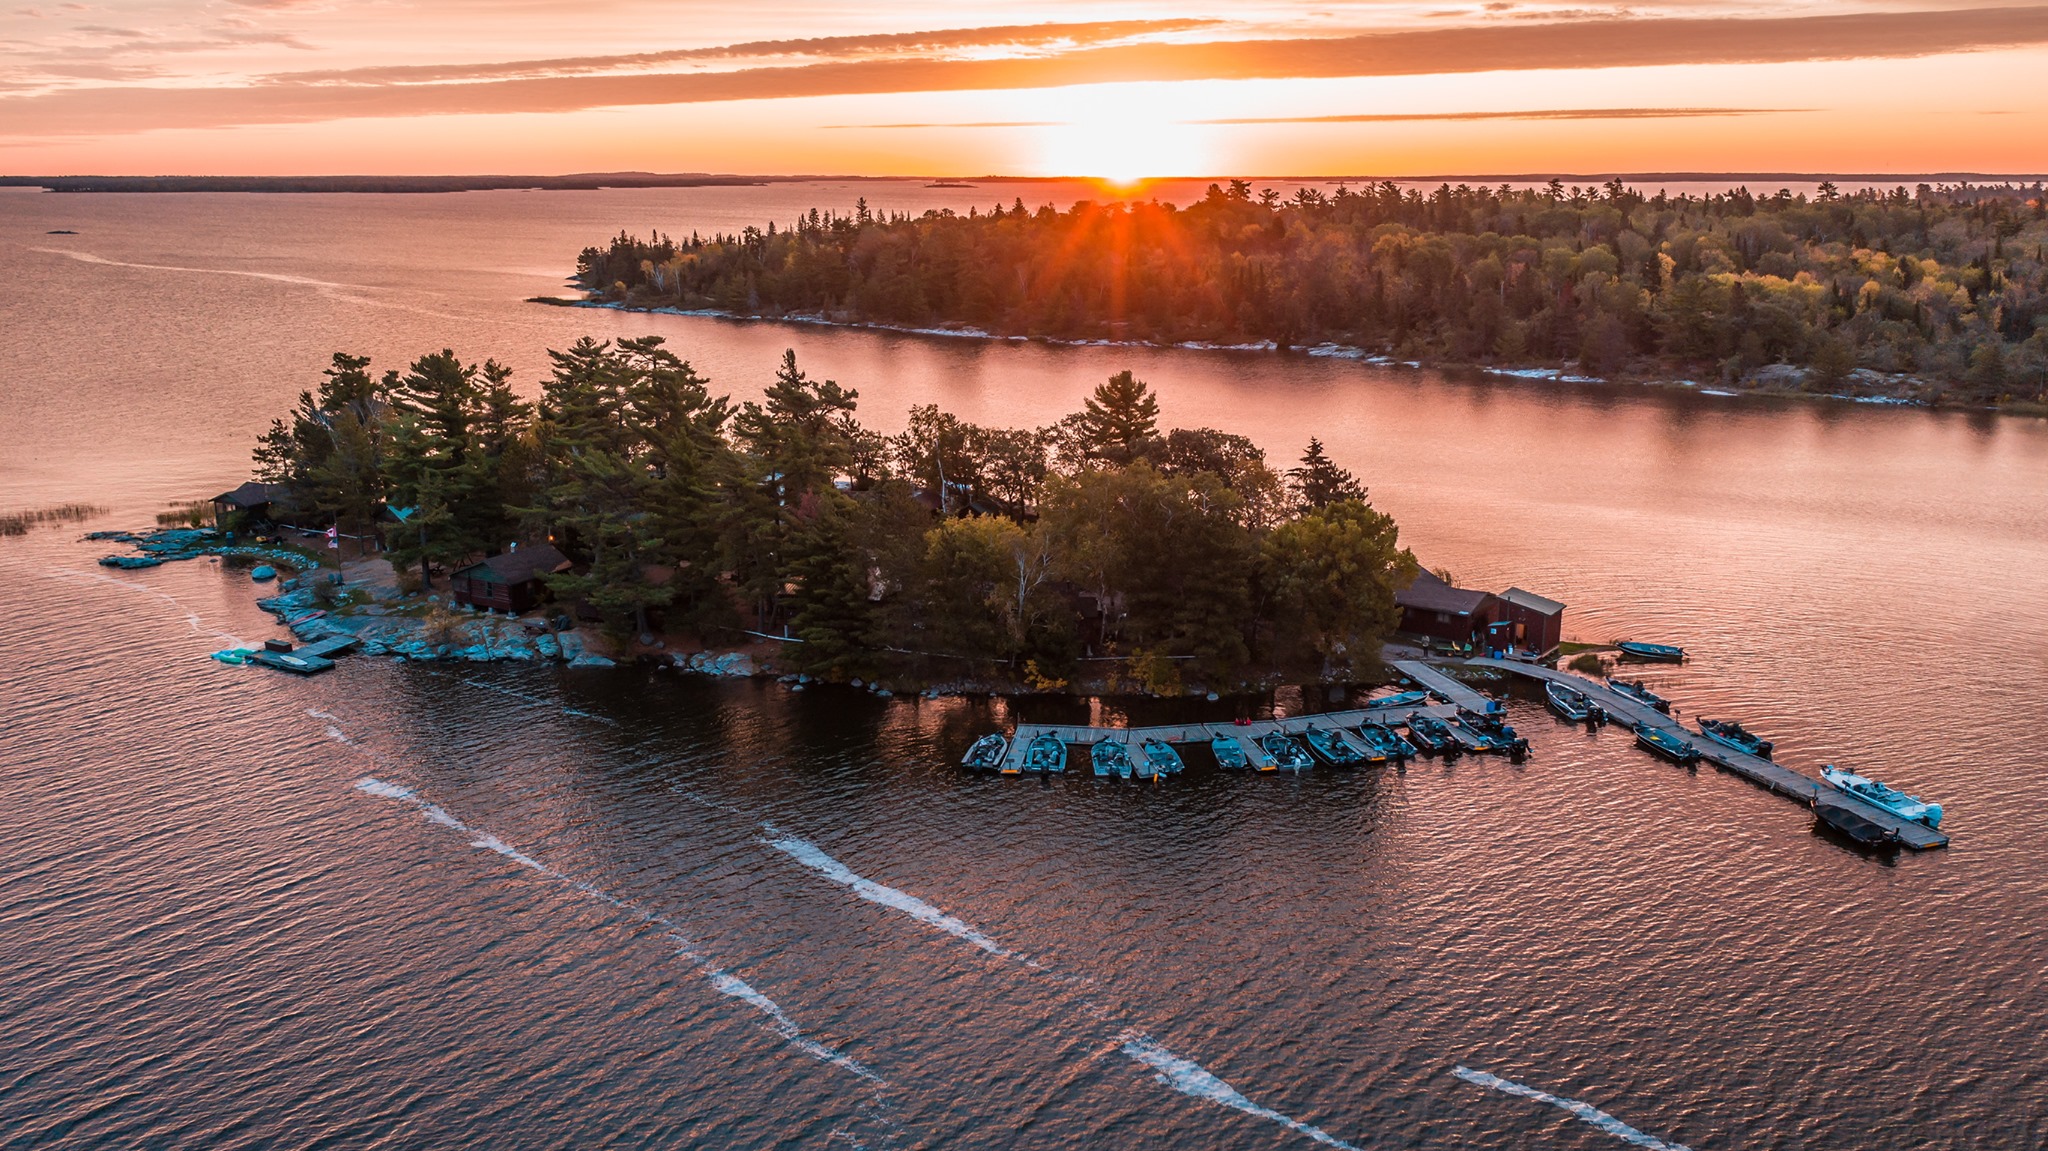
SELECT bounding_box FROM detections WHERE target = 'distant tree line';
[251,342,1417,689]
[580,180,2048,404]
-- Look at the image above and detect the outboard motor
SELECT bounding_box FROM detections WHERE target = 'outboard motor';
[1508,737,1530,763]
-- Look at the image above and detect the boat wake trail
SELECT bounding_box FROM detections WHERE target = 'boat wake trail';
[1123,1037,1361,1151]
[351,777,882,1087]
[1453,1066,1692,1151]
[766,834,1012,958]
[40,564,246,647]
[762,831,1356,1148]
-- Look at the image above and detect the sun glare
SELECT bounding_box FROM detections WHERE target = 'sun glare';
[1033,95,1210,186]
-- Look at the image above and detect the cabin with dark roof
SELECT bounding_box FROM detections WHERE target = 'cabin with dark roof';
[449,544,570,613]
[1396,570,1498,649]
[1497,587,1566,656]
[211,481,293,528]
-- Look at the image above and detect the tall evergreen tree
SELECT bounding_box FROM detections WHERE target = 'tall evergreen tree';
[1072,370,1161,463]
[1288,438,1366,511]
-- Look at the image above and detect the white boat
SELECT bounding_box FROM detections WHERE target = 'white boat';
[1822,765,1942,828]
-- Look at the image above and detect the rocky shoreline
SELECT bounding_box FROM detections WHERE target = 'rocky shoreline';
[535,295,1972,411]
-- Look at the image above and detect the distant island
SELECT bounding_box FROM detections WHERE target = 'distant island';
[0,173,804,194]
[224,341,1417,693]
[570,180,2048,409]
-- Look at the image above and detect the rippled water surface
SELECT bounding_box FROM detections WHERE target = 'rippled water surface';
[3,183,2047,1150]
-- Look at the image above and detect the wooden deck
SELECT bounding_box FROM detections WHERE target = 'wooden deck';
[1464,657,1949,850]
[1389,659,1497,712]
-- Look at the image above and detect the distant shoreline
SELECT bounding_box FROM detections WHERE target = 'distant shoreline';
[8,172,2046,195]
[529,295,1979,412]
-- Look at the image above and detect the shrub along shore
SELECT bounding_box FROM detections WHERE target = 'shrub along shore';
[241,340,1418,693]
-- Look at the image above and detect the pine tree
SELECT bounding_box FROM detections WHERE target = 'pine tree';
[1288,438,1366,511]
[1072,370,1161,463]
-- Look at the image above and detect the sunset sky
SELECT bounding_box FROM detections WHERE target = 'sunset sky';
[3,1,2047,177]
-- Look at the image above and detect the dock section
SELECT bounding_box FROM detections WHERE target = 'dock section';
[993,697,1463,774]
[1464,657,1948,850]
[1389,660,1497,712]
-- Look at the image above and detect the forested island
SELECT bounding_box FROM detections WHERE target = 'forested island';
[248,340,1416,692]
[573,180,2048,406]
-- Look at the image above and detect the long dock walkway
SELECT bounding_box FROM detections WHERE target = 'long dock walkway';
[997,697,1454,774]
[1389,659,1496,712]
[1465,657,1948,850]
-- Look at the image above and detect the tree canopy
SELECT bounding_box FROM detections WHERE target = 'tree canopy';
[580,180,2048,405]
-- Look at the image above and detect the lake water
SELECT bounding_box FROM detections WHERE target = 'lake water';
[2,181,2046,1150]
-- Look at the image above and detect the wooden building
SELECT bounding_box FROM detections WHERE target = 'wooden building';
[449,544,570,613]
[1497,587,1566,656]
[211,481,292,528]
[1396,570,1498,649]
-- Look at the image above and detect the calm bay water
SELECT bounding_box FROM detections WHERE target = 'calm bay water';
[2,182,2046,1150]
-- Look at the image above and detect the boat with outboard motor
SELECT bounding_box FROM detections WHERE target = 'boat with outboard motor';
[1211,736,1252,770]
[1404,715,1456,756]
[1354,721,1411,762]
[1607,678,1672,713]
[1821,766,1942,828]
[1259,732,1314,771]
[1303,725,1369,766]
[1616,640,1686,662]
[1698,718,1773,759]
[961,733,1009,771]
[1634,724,1702,765]
[1444,711,1500,752]
[1368,690,1431,710]
[1092,737,1131,779]
[1018,732,1066,775]
[1140,738,1185,776]
[1545,680,1594,722]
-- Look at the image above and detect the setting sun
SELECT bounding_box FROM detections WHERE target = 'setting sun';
[1032,91,1213,183]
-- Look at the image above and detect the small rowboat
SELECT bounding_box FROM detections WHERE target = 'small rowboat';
[1698,719,1773,759]
[1616,640,1685,662]
[1258,732,1314,772]
[1211,736,1251,770]
[1635,724,1702,765]
[1303,725,1369,766]
[1354,721,1411,762]
[960,733,1009,771]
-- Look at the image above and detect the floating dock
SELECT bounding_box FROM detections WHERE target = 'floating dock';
[1464,657,1949,850]
[996,696,1455,775]
[244,634,361,676]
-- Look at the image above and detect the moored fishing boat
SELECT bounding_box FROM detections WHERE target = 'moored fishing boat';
[1354,721,1411,762]
[1404,715,1455,756]
[1545,680,1592,722]
[1616,640,1685,662]
[1020,732,1066,775]
[1303,725,1369,766]
[960,733,1009,771]
[1258,732,1313,771]
[1821,766,1942,827]
[1140,738,1184,776]
[1607,678,1672,714]
[1634,724,1702,765]
[1091,737,1130,779]
[1811,794,1901,847]
[1443,712,1498,752]
[1211,736,1251,770]
[1368,689,1430,710]
[1698,718,1773,759]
